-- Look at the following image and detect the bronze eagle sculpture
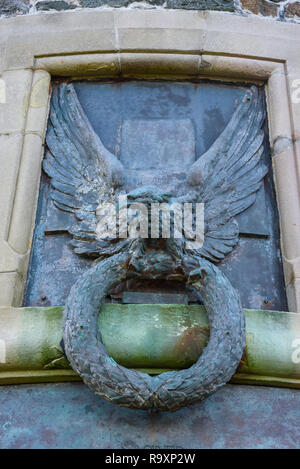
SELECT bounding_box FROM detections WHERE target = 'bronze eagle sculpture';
[43,83,267,411]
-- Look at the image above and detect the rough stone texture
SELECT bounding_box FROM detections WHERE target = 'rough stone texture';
[167,0,234,10]
[285,1,300,17]
[36,0,77,10]
[240,0,259,14]
[240,0,279,16]
[35,0,236,11]
[0,0,299,22]
[0,0,29,15]
[80,0,164,6]
[259,0,278,16]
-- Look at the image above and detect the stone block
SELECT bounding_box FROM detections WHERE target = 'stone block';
[36,1,77,11]
[240,0,259,14]
[0,69,32,134]
[120,52,200,77]
[166,0,234,10]
[25,70,51,139]
[285,1,300,18]
[0,0,29,16]
[0,272,23,306]
[272,148,300,260]
[8,134,44,255]
[35,54,120,78]
[259,0,278,17]
[0,134,23,240]
[266,68,292,150]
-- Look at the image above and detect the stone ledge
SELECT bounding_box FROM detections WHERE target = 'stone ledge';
[0,305,299,388]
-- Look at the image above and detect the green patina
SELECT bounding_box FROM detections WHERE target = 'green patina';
[98,304,210,369]
[0,304,299,387]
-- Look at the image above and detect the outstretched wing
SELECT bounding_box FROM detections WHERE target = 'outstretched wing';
[186,86,268,262]
[43,83,124,257]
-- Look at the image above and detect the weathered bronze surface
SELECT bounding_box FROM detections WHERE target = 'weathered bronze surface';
[1,383,300,449]
[39,83,268,410]
[25,82,287,312]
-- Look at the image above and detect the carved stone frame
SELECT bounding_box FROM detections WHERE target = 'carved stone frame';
[0,9,299,311]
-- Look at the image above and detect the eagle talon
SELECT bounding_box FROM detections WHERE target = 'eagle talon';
[188,267,207,283]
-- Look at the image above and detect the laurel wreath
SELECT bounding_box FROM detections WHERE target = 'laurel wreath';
[63,250,245,412]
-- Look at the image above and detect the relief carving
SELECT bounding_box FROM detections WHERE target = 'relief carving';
[43,83,267,411]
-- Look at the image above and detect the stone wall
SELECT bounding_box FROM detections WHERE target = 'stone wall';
[0,0,300,22]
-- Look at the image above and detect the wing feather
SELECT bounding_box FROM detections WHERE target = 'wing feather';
[43,83,124,257]
[186,86,268,262]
